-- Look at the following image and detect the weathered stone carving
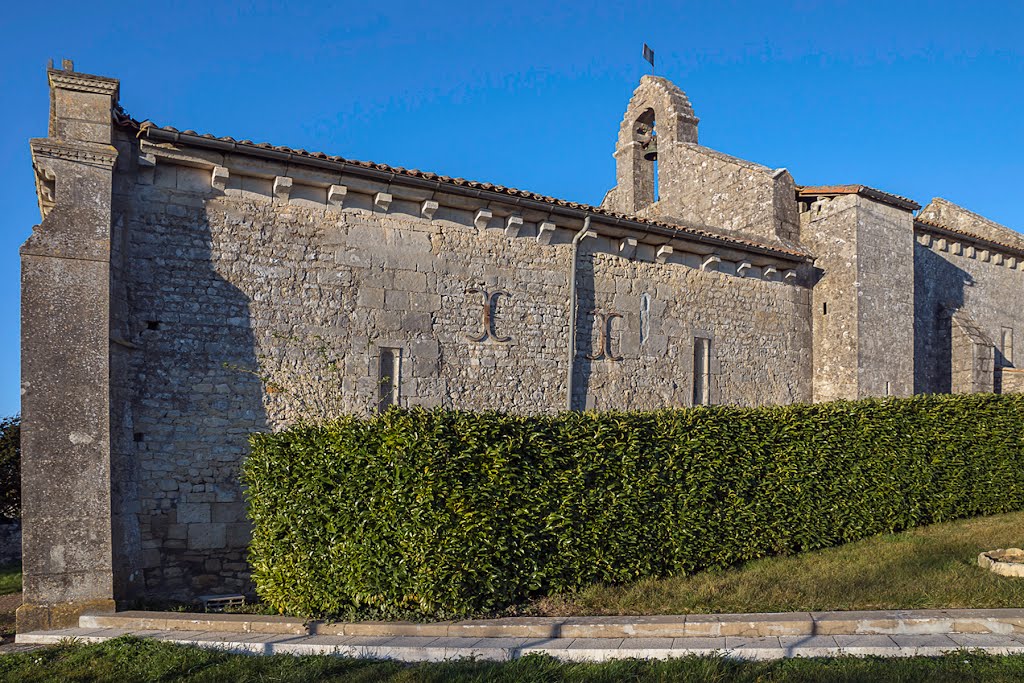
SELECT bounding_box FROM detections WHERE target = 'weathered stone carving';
[32,163,56,220]
[465,288,512,343]
[585,312,624,361]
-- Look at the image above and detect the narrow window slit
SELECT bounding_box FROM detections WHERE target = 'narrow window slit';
[693,337,711,406]
[377,348,401,412]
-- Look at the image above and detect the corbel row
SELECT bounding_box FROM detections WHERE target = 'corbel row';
[917,232,1021,270]
[137,151,801,283]
[611,237,794,282]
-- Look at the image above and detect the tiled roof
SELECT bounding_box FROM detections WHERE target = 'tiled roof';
[797,185,920,212]
[914,217,1024,258]
[114,109,810,261]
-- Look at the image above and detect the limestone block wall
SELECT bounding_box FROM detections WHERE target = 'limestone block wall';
[801,194,859,402]
[950,312,995,394]
[104,131,813,599]
[575,240,811,410]
[800,193,915,401]
[644,144,800,246]
[914,226,1024,394]
[919,198,1024,251]
[853,199,916,398]
[1002,369,1024,393]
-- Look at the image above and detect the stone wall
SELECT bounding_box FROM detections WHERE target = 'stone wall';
[576,240,811,409]
[644,145,800,246]
[106,131,813,600]
[800,193,915,402]
[28,65,1024,623]
[1002,369,1024,394]
[853,198,916,398]
[601,75,799,247]
[919,198,1024,251]
[914,223,1024,394]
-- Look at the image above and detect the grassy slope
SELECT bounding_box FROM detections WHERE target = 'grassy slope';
[531,510,1024,616]
[1,637,1023,683]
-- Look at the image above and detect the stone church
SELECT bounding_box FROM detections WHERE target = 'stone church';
[19,62,1024,630]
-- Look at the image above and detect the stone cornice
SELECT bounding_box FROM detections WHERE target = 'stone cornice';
[31,138,118,168]
[137,126,812,265]
[914,218,1024,263]
[48,70,120,98]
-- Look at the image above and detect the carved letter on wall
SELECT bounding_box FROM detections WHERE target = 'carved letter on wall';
[465,288,512,343]
[585,312,624,361]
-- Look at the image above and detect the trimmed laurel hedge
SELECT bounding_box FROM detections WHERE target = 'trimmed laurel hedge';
[244,394,1024,618]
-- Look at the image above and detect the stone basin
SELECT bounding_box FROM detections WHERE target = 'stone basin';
[978,548,1024,577]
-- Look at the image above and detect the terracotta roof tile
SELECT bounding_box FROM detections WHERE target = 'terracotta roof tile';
[117,112,809,260]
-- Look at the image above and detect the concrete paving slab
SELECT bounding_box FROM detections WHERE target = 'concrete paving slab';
[779,635,839,648]
[19,607,1024,663]
[615,637,674,650]
[671,637,728,650]
[452,617,565,638]
[379,636,439,647]
[725,636,782,649]
[889,634,959,650]
[425,637,482,648]
[74,608,1024,640]
[441,645,514,662]
[948,633,1024,649]
[568,638,624,650]
[468,637,542,649]
[334,621,451,637]
[834,634,898,648]
[342,635,401,647]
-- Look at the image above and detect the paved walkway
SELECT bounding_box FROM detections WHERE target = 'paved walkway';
[15,609,1024,662]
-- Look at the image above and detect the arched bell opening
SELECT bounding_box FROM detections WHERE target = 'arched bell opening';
[632,108,659,208]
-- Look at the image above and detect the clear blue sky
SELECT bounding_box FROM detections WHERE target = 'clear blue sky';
[1,1,1022,417]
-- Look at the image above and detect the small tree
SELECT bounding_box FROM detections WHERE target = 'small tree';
[0,417,19,521]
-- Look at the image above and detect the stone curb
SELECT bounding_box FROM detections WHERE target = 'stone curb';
[16,627,1024,662]
[78,608,1024,640]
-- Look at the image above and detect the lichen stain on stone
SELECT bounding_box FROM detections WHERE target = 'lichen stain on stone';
[69,431,94,445]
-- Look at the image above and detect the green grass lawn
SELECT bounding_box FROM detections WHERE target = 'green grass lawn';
[0,564,20,641]
[530,510,1024,616]
[0,565,20,597]
[1,637,1023,683]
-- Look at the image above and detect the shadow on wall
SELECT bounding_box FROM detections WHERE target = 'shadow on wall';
[572,242,597,411]
[115,190,268,602]
[913,244,971,395]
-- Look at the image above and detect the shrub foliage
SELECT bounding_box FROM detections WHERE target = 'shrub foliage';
[0,416,19,521]
[244,394,1024,618]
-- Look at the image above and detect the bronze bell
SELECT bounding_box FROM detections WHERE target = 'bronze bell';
[642,133,658,161]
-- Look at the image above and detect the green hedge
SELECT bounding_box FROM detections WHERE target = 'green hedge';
[0,416,19,522]
[244,394,1024,618]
